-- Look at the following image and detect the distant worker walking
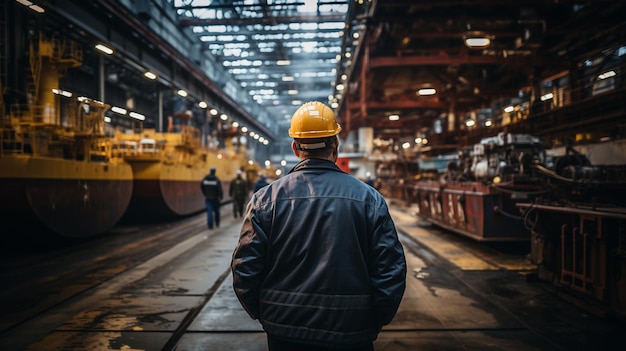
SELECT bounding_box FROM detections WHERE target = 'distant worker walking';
[252,173,269,192]
[232,101,407,351]
[200,167,223,229]
[229,170,248,218]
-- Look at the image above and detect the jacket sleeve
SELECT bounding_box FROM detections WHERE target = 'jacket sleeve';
[231,203,268,320]
[369,203,407,327]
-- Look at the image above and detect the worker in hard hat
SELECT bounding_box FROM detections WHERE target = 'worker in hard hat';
[231,101,406,351]
[229,169,248,218]
[201,166,223,229]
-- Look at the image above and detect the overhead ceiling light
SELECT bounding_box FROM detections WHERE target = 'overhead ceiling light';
[598,70,616,80]
[389,114,400,121]
[111,106,127,115]
[143,71,157,80]
[417,88,436,96]
[276,60,291,66]
[177,89,188,97]
[16,0,45,13]
[465,37,491,48]
[464,32,493,49]
[52,88,72,97]
[287,90,298,95]
[198,101,208,109]
[282,76,294,81]
[504,105,515,113]
[209,108,218,116]
[29,5,44,13]
[540,93,553,101]
[95,43,114,55]
[129,111,145,121]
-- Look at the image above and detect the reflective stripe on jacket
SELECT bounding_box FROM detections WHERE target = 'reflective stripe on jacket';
[231,158,406,347]
[201,174,223,200]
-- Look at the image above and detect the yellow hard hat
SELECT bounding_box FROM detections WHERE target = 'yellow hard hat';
[288,101,342,138]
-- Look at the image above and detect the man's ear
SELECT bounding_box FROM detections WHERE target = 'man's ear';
[331,138,339,160]
[291,141,300,157]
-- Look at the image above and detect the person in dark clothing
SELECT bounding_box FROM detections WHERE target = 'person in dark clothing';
[231,101,407,351]
[252,173,268,192]
[229,170,248,218]
[200,166,223,229]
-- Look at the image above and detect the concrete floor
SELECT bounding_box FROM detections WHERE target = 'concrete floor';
[1,205,623,351]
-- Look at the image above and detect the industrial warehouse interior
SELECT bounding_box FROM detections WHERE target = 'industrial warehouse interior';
[1,1,625,350]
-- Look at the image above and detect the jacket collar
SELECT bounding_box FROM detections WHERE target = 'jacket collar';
[288,158,343,174]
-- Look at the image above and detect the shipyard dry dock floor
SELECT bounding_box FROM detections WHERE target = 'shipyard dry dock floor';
[0,203,623,351]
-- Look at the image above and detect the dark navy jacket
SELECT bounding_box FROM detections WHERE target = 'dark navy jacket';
[231,158,406,347]
[201,173,223,201]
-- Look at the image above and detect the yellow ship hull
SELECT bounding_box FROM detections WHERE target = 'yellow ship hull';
[0,155,133,238]
[122,152,243,220]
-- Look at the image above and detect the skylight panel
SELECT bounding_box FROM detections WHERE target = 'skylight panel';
[217,35,236,41]
[319,22,345,30]
[298,0,318,12]
[191,8,212,18]
[223,49,242,56]
[319,32,343,39]
[223,43,250,49]
[207,25,227,33]
[302,42,317,52]
[301,23,319,30]
[319,4,349,12]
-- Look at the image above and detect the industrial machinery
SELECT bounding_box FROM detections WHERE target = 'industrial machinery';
[411,131,626,318]
[411,132,547,241]
[518,146,626,319]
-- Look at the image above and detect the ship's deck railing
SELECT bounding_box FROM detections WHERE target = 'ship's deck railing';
[0,127,24,155]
